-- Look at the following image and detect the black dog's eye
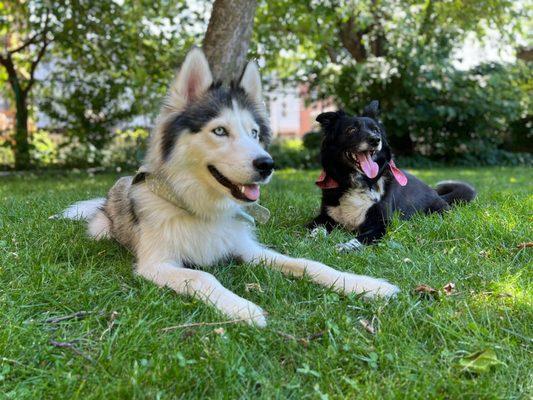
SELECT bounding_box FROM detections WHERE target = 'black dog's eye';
[213,127,228,136]
[347,128,358,135]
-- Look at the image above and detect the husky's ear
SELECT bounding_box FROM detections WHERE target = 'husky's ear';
[166,47,213,112]
[316,110,343,131]
[239,61,263,104]
[362,100,379,118]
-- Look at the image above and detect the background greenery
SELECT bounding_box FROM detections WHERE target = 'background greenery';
[0,0,531,170]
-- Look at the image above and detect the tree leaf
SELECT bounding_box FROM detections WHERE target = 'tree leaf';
[457,349,504,373]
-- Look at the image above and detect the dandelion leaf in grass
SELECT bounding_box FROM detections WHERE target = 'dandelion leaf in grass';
[458,349,504,373]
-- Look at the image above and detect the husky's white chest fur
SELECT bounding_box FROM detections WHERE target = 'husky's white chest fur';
[327,179,384,231]
[133,186,254,267]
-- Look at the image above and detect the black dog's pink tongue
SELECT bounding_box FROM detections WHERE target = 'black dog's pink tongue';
[356,152,379,178]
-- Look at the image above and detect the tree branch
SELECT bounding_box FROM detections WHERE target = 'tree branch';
[8,31,42,54]
[0,52,22,94]
[8,8,50,54]
[339,16,370,62]
[23,39,50,94]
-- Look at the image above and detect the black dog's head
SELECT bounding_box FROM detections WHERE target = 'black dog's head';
[316,101,392,188]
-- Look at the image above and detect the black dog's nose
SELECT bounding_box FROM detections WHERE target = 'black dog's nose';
[367,136,381,147]
[253,156,275,176]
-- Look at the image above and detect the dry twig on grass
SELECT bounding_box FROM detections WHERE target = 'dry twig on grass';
[49,340,94,363]
[160,315,267,332]
[44,311,93,324]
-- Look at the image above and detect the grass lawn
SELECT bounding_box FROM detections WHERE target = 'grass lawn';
[0,166,531,399]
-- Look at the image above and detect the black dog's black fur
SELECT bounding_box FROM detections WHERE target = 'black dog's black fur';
[308,101,476,246]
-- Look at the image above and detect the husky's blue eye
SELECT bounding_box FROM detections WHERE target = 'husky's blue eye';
[251,128,259,139]
[213,127,228,136]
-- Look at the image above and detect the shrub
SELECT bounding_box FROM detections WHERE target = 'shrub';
[269,138,320,170]
[314,54,531,160]
[31,131,59,167]
[302,130,322,152]
[101,128,149,169]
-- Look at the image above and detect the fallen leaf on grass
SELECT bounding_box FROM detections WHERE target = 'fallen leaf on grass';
[458,349,504,373]
[414,284,438,298]
[516,242,533,250]
[443,282,456,295]
[245,283,263,293]
[359,319,376,334]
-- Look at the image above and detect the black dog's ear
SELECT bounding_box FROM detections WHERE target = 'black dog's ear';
[316,110,343,130]
[362,100,379,118]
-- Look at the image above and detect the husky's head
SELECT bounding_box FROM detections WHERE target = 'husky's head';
[146,48,273,209]
[316,101,392,188]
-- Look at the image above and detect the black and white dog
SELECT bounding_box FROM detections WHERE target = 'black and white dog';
[308,101,476,252]
[58,50,399,327]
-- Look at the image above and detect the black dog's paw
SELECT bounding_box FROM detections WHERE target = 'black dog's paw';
[335,239,364,253]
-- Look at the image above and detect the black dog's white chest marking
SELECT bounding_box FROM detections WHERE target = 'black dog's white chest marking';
[327,179,384,231]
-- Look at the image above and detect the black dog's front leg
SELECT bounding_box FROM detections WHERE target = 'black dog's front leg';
[356,220,388,245]
[336,204,389,252]
[307,212,338,233]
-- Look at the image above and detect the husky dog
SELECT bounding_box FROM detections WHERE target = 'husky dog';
[309,101,476,252]
[59,49,399,327]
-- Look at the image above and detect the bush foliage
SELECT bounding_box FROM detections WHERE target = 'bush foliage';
[328,60,531,158]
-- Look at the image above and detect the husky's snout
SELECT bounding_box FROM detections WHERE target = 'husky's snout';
[253,156,275,179]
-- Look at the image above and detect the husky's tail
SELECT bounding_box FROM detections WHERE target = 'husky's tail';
[52,197,111,239]
[435,181,476,206]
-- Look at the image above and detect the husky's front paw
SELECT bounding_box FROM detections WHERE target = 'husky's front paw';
[221,298,267,327]
[337,273,400,298]
[336,239,364,252]
[242,305,268,327]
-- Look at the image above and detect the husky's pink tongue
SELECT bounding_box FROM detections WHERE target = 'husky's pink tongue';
[242,184,260,201]
[356,152,379,178]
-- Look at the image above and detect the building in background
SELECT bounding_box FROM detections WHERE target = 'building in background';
[268,85,334,138]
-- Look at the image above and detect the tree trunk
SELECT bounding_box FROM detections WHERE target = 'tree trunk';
[14,90,30,170]
[203,0,258,84]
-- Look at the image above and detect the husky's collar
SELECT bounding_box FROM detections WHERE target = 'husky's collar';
[133,170,195,216]
[132,170,270,225]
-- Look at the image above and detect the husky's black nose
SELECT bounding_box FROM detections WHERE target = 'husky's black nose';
[367,136,381,147]
[253,156,275,176]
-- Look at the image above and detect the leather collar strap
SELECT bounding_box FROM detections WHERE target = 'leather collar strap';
[133,170,196,216]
